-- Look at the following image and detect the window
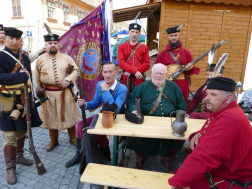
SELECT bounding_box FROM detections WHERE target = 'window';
[47,0,56,19]
[12,0,22,17]
[77,10,84,21]
[63,6,70,22]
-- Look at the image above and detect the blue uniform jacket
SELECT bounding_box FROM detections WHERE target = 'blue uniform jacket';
[87,80,127,114]
[0,47,42,131]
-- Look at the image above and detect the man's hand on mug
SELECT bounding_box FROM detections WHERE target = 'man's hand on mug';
[77,98,86,108]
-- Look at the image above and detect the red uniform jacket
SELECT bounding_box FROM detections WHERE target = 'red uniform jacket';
[118,41,150,87]
[155,42,200,104]
[187,83,211,119]
[169,101,252,189]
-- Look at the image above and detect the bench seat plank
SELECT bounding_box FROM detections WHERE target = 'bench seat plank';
[80,163,174,189]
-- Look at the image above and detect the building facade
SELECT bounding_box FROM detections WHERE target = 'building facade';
[0,0,95,55]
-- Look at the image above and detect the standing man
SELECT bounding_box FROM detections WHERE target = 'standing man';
[169,77,252,189]
[65,62,127,167]
[186,54,226,119]
[0,24,5,49]
[35,34,81,151]
[0,27,42,185]
[126,64,186,173]
[118,23,150,91]
[155,25,200,104]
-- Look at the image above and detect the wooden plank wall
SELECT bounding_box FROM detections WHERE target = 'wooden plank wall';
[147,13,160,50]
[157,0,252,92]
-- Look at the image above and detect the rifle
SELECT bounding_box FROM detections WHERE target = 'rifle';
[24,83,46,175]
[171,39,227,81]
[77,68,88,174]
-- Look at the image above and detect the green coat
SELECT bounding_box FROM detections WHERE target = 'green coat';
[126,80,187,157]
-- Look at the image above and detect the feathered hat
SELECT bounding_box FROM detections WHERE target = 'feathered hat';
[207,44,226,74]
[43,23,59,42]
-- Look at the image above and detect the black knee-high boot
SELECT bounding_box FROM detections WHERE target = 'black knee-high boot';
[65,138,82,168]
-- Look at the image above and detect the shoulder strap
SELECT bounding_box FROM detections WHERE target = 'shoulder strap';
[168,50,182,69]
[111,83,121,95]
[0,53,22,93]
[1,50,24,69]
[148,80,166,115]
[126,40,142,62]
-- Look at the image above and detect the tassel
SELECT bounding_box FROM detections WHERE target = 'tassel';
[98,25,104,32]
[72,42,77,47]
[105,52,108,58]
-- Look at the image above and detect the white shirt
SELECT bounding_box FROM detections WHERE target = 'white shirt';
[0,45,5,50]
[109,79,117,91]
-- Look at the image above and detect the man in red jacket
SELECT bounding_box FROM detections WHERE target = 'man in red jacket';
[155,25,200,104]
[186,64,224,119]
[118,23,150,90]
[169,77,252,189]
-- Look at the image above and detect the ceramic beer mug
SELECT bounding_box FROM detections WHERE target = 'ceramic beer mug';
[102,111,115,128]
[170,110,187,137]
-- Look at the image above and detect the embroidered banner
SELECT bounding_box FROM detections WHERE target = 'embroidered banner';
[59,4,103,101]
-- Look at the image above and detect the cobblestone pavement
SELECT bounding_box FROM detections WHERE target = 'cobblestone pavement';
[0,124,191,189]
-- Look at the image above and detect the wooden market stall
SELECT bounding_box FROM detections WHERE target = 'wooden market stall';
[113,0,252,92]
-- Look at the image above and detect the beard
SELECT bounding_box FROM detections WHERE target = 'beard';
[205,101,214,110]
[49,48,58,54]
[169,39,180,49]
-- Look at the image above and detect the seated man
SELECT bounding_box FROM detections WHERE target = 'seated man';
[186,63,224,119]
[169,77,252,189]
[126,63,186,173]
[65,61,127,168]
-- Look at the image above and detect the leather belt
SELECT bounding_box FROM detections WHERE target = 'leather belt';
[228,180,252,189]
[42,84,65,121]
[42,84,63,91]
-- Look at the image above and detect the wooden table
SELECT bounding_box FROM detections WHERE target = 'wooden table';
[88,113,206,166]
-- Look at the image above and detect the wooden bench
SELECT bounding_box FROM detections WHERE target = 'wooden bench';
[80,163,174,189]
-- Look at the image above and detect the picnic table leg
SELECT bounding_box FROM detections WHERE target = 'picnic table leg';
[112,136,119,166]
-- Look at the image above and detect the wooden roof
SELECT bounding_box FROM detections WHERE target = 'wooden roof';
[174,0,252,6]
[113,2,161,23]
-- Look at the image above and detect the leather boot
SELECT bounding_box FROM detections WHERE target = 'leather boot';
[100,146,111,162]
[46,129,59,151]
[67,126,77,146]
[16,136,33,166]
[4,145,17,185]
[160,156,174,173]
[65,138,82,168]
[134,151,146,169]
[160,149,179,173]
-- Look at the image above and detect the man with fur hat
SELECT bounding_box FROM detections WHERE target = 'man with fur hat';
[186,52,227,119]
[155,25,200,104]
[169,77,252,189]
[0,24,5,49]
[118,23,150,91]
[65,61,127,168]
[126,63,186,173]
[0,27,42,185]
[35,32,81,151]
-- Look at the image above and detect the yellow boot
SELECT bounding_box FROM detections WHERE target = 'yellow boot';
[67,126,77,146]
[46,129,59,151]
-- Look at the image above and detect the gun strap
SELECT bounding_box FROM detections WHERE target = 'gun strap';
[205,172,219,189]
[168,50,190,84]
